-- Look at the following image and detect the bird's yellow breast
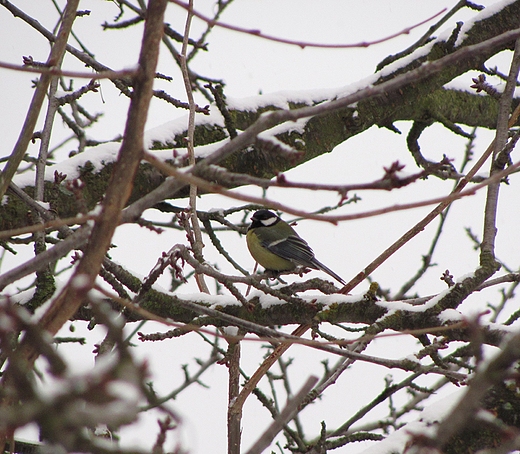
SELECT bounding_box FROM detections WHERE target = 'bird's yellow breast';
[246,230,295,271]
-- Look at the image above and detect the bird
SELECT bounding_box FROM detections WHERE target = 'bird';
[246,209,345,285]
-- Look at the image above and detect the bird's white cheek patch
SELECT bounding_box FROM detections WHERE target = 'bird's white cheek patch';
[261,217,277,226]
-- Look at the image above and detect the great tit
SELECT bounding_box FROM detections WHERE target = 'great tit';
[246,210,345,285]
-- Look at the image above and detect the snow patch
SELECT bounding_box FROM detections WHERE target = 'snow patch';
[456,0,518,47]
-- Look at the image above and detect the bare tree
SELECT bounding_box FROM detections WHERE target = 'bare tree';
[1,1,520,453]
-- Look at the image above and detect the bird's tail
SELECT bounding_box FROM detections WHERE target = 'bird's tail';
[312,259,345,286]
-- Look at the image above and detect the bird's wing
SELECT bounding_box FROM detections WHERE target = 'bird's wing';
[266,233,346,285]
[266,235,316,268]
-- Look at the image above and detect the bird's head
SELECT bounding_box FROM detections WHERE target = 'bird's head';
[250,210,279,229]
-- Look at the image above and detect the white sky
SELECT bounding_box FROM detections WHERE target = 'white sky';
[1,1,519,453]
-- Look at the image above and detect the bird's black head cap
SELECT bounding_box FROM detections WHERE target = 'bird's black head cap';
[249,210,279,229]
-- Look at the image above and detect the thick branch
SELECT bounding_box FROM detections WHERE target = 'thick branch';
[2,5,520,230]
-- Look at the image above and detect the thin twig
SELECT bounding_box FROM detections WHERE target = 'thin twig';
[0,60,138,79]
[229,324,311,420]
[143,151,520,224]
[480,38,520,260]
[179,0,209,294]
[330,372,422,437]
[0,0,80,199]
[393,130,478,299]
[245,375,319,454]
[171,0,445,49]
[376,0,478,71]
[227,335,242,454]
